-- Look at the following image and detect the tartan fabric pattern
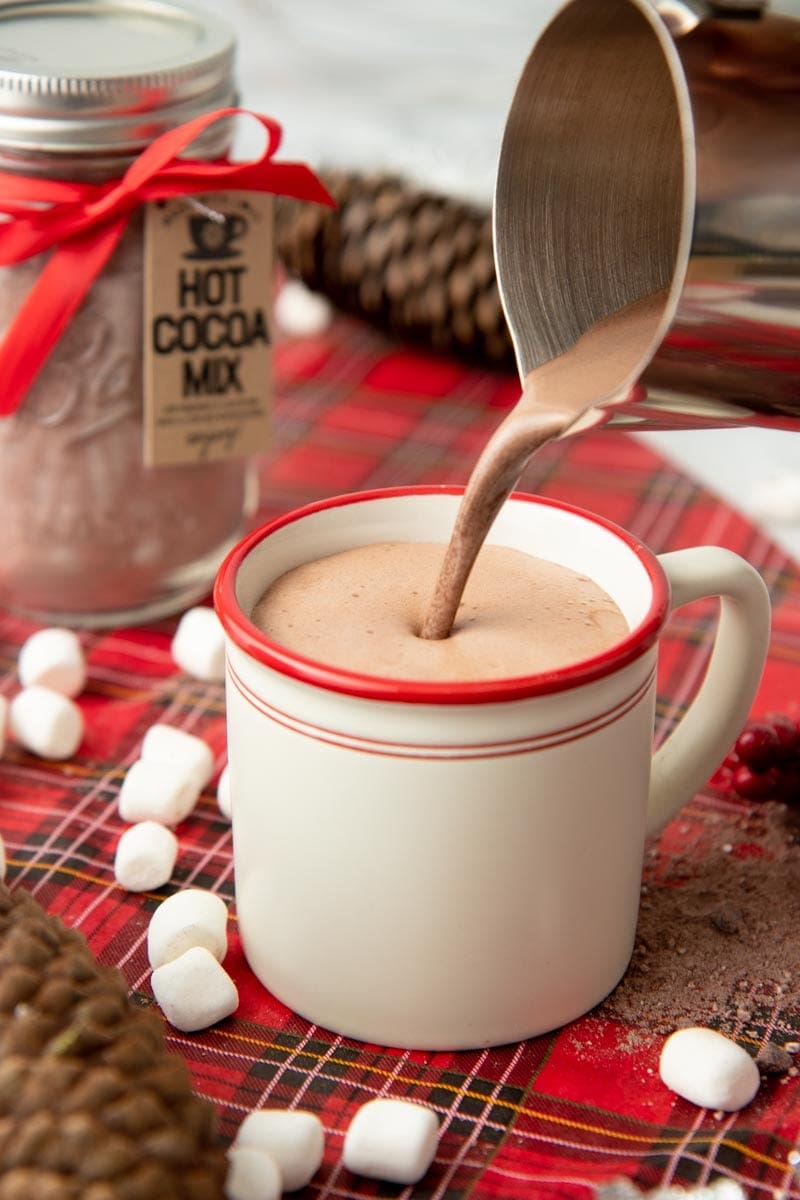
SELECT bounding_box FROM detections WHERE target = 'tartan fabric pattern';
[0,312,798,1199]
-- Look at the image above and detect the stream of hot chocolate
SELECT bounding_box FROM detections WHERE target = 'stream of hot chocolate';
[419,290,668,640]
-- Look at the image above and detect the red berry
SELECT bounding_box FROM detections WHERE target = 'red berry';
[735,723,781,771]
[731,763,779,801]
[768,714,800,762]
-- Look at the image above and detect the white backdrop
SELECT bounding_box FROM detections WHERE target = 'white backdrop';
[206,0,800,203]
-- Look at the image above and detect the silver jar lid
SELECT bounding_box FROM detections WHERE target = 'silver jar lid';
[0,0,237,160]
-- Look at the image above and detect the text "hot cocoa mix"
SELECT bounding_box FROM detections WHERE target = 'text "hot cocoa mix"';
[144,190,273,467]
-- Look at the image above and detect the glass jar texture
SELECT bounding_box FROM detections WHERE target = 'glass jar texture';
[0,0,257,626]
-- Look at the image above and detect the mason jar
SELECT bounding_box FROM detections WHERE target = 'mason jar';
[0,0,260,625]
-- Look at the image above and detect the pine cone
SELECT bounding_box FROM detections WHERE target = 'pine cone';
[0,883,227,1200]
[276,169,516,369]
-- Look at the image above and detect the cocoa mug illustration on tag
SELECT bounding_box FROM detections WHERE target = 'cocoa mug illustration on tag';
[185,211,248,259]
[214,488,770,1050]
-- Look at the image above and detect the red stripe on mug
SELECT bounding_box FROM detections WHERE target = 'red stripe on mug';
[226,660,657,761]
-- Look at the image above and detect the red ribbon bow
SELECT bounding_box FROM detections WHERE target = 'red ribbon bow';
[0,107,334,417]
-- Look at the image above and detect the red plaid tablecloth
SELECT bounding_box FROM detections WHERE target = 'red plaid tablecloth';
[0,315,798,1199]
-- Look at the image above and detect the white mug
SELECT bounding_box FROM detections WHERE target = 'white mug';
[214,487,770,1050]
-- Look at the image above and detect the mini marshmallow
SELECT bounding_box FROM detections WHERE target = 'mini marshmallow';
[0,832,6,882]
[0,694,7,758]
[114,822,178,893]
[171,607,226,683]
[342,1098,439,1185]
[596,1179,746,1200]
[235,1110,325,1192]
[225,1146,281,1200]
[217,764,232,820]
[151,945,238,1032]
[141,722,214,791]
[274,278,333,338]
[750,469,800,526]
[18,628,87,697]
[659,1027,761,1112]
[10,686,84,760]
[147,887,229,969]
[118,758,201,826]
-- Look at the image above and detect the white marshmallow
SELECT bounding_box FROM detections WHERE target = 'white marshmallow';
[659,1027,761,1112]
[10,686,84,760]
[147,887,229,969]
[0,694,7,758]
[171,607,226,682]
[235,1110,324,1192]
[114,822,178,893]
[118,758,201,826]
[274,279,333,338]
[750,469,800,526]
[704,1184,749,1200]
[0,832,6,881]
[217,764,232,820]
[141,722,214,791]
[225,1146,281,1200]
[18,628,87,697]
[151,945,238,1032]
[342,1098,439,1185]
[596,1179,746,1200]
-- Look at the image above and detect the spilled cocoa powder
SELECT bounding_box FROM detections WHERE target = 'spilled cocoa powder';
[599,799,800,1037]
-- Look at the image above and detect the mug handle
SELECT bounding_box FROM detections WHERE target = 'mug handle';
[646,547,771,836]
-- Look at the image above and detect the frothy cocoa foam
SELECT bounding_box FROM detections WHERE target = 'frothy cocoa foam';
[252,541,627,683]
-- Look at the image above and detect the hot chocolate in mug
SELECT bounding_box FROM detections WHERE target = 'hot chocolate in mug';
[214,487,770,1050]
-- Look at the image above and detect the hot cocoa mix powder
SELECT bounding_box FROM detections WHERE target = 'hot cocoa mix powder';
[599,797,800,1037]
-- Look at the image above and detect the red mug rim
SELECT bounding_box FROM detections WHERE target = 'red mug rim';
[214,486,669,705]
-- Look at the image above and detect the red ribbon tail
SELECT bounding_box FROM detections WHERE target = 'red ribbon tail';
[147,160,337,209]
[0,217,128,418]
[240,161,336,209]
